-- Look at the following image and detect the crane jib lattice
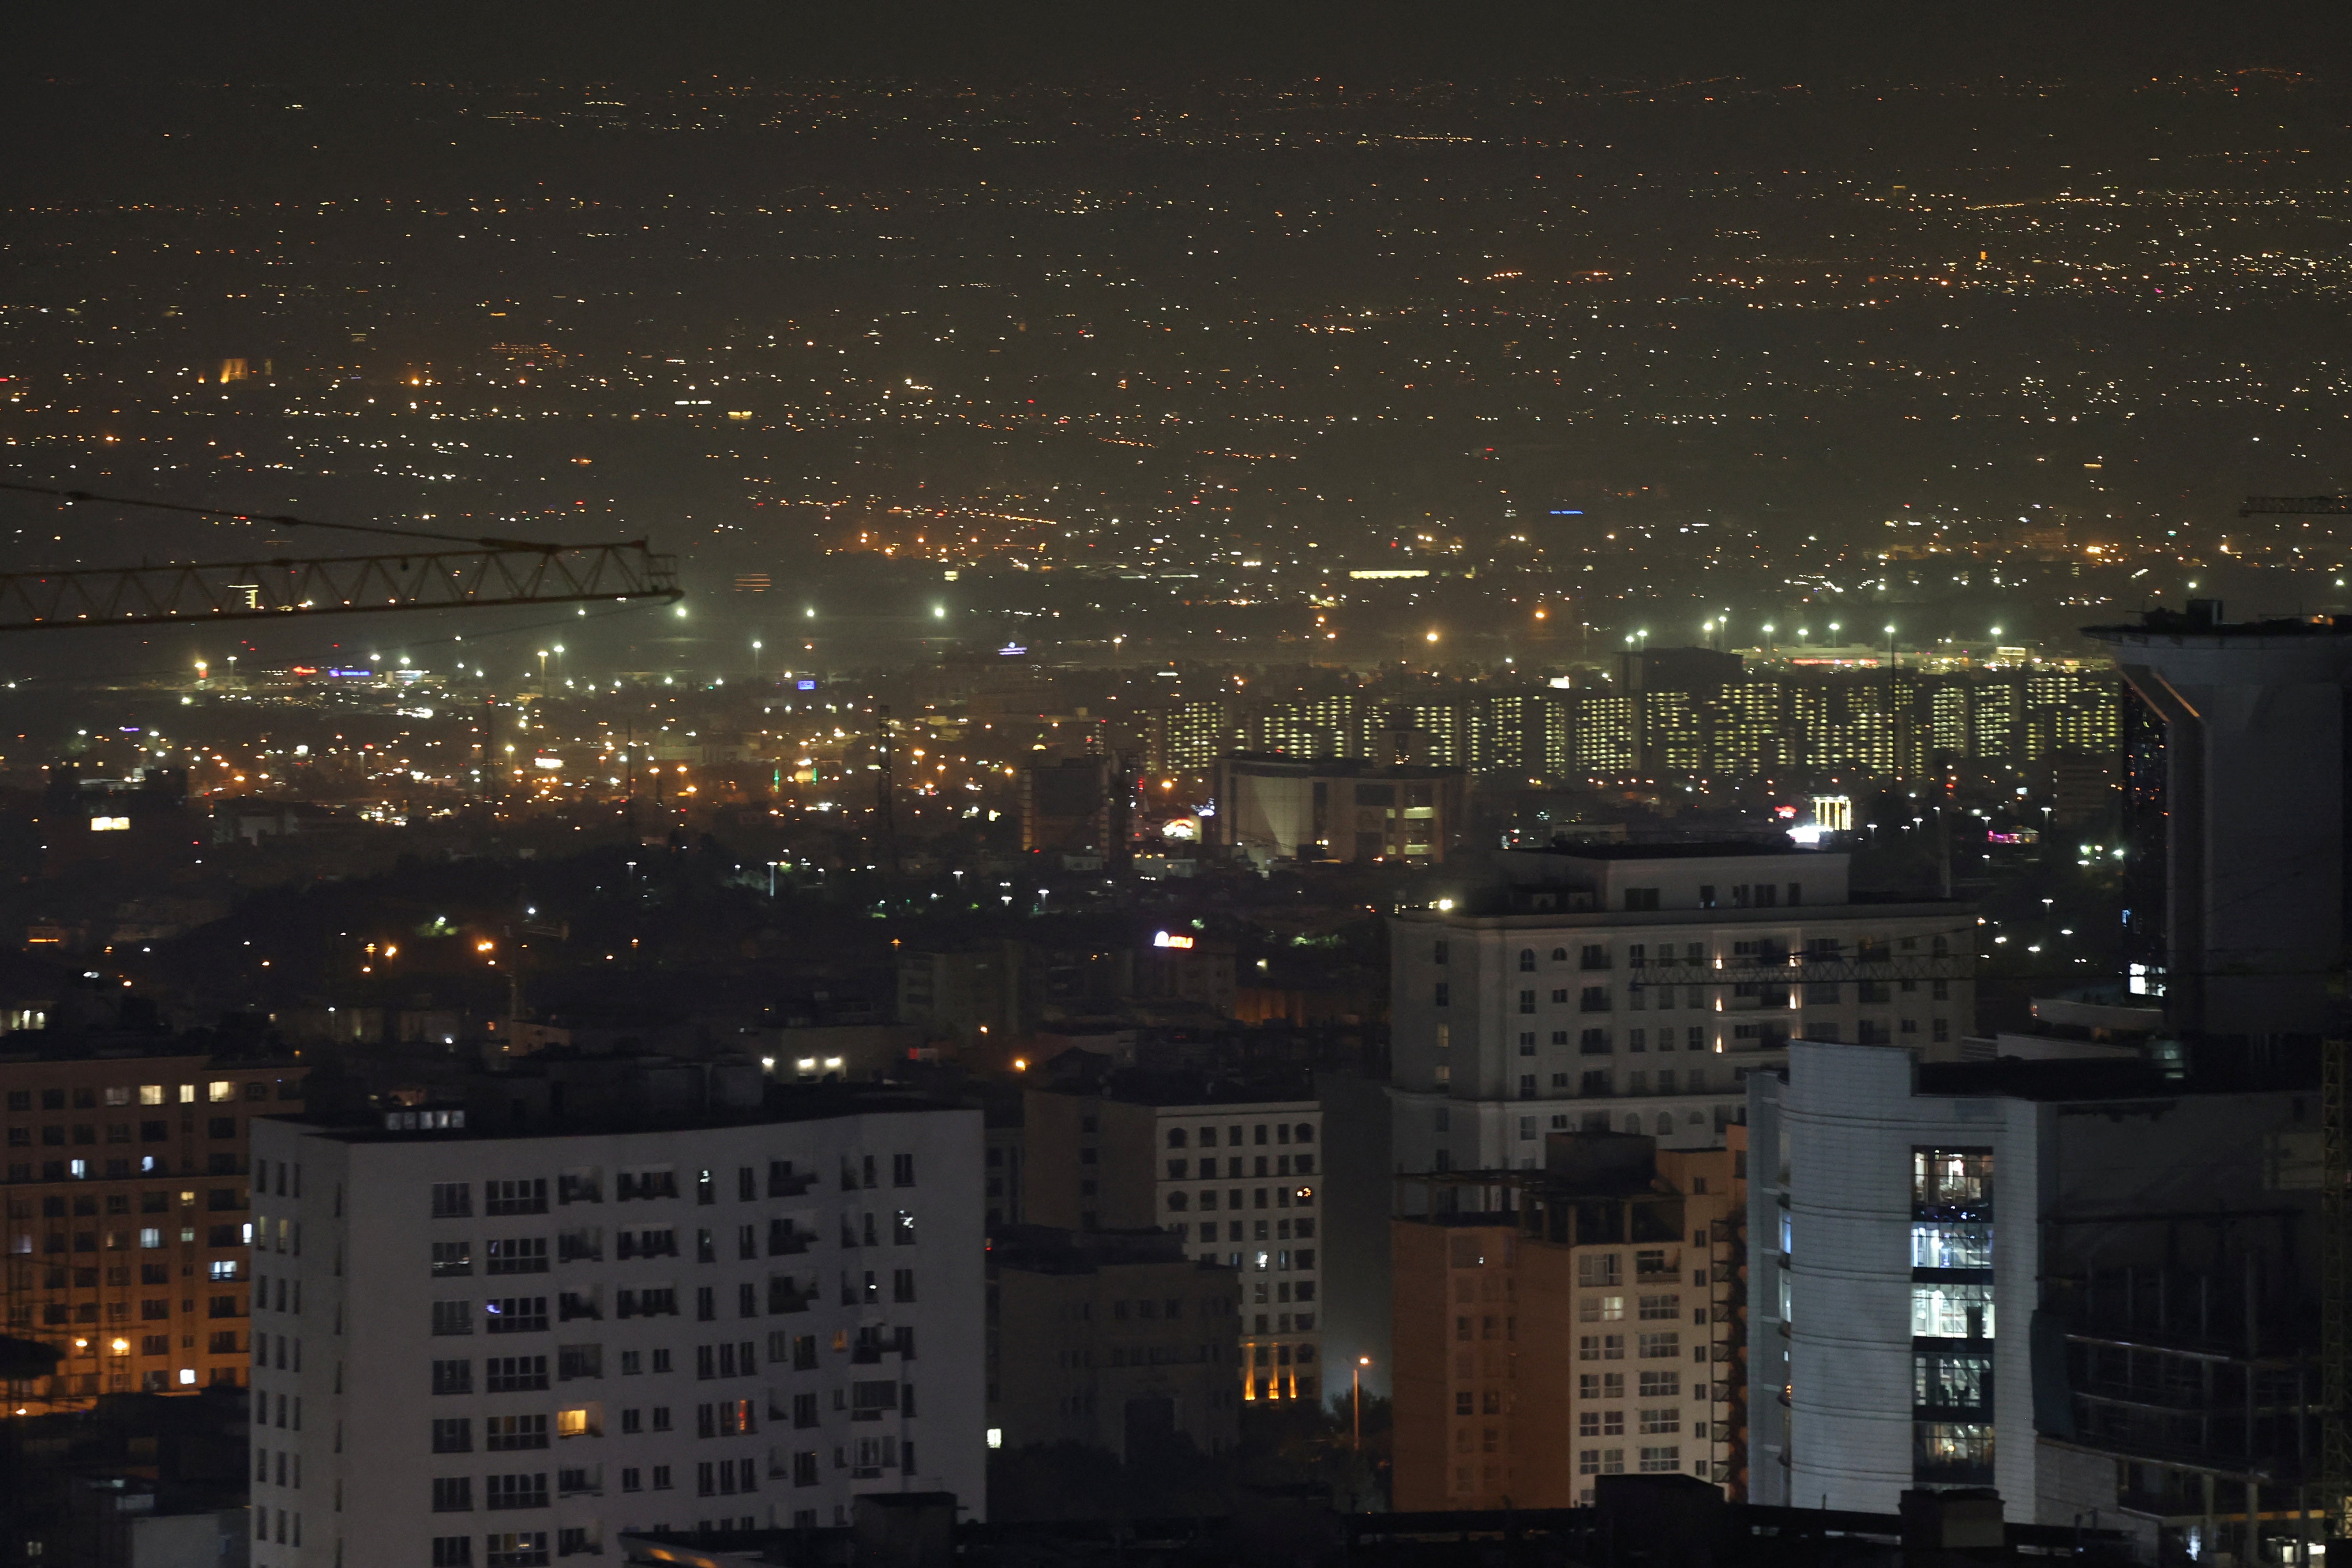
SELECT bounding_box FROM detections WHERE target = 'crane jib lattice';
[0,542,680,630]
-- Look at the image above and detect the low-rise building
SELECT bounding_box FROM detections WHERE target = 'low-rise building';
[984,1227,1241,1461]
[1213,754,1467,866]
[1024,1076,1325,1407]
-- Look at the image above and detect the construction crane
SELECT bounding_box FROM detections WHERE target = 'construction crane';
[0,480,680,630]
[2239,496,2352,517]
[0,539,676,630]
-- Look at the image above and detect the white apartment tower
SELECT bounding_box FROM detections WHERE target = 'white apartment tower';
[245,1092,983,1568]
[1390,846,1973,1173]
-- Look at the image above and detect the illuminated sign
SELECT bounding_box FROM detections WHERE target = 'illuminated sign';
[533,757,564,771]
[1153,931,1196,950]
[796,679,817,691]
[1985,830,2039,846]
[1347,569,1429,580]
[1547,509,1586,515]
[90,816,130,832]
[327,668,372,678]
[998,644,1028,656]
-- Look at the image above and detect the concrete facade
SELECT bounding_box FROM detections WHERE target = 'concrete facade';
[983,1227,1241,1461]
[245,1096,985,1568]
[1391,1140,1747,1512]
[1022,1086,1325,1407]
[1749,1040,2327,1563]
[2088,607,2352,1035]
[0,1048,306,1411]
[1389,848,1973,1173]
[1747,1042,2033,1517]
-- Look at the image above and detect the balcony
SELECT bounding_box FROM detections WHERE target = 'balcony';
[557,1175,601,1205]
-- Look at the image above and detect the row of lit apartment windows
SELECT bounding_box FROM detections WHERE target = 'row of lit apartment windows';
[5,1079,294,1112]
[19,1225,251,1254]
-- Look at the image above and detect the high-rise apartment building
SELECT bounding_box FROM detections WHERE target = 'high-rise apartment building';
[1466,693,1547,778]
[247,1083,984,1568]
[1253,694,1369,761]
[1748,1040,2323,1563]
[1389,846,1973,1169]
[1568,694,1638,775]
[3,1042,304,1410]
[1023,1080,1324,1406]
[1391,1133,1746,1511]
[2089,603,2352,1036]
[1149,701,1235,776]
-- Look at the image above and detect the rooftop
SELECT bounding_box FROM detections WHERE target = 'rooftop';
[271,1077,968,1145]
[1220,753,1465,779]
[2085,600,2352,642]
[989,1224,1227,1275]
[1035,1068,1318,1110]
[1501,839,1813,862]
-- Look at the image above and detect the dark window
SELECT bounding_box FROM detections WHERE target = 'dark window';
[486,1356,549,1393]
[485,1180,547,1216]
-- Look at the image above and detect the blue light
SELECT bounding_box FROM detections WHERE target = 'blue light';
[795,679,817,691]
[1549,509,1584,515]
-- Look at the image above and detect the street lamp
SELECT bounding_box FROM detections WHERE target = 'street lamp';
[1354,1356,1373,1449]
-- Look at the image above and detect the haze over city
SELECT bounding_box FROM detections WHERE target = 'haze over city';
[0,4,2347,1566]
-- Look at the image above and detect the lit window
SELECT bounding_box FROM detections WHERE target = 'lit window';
[208,1081,233,1103]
